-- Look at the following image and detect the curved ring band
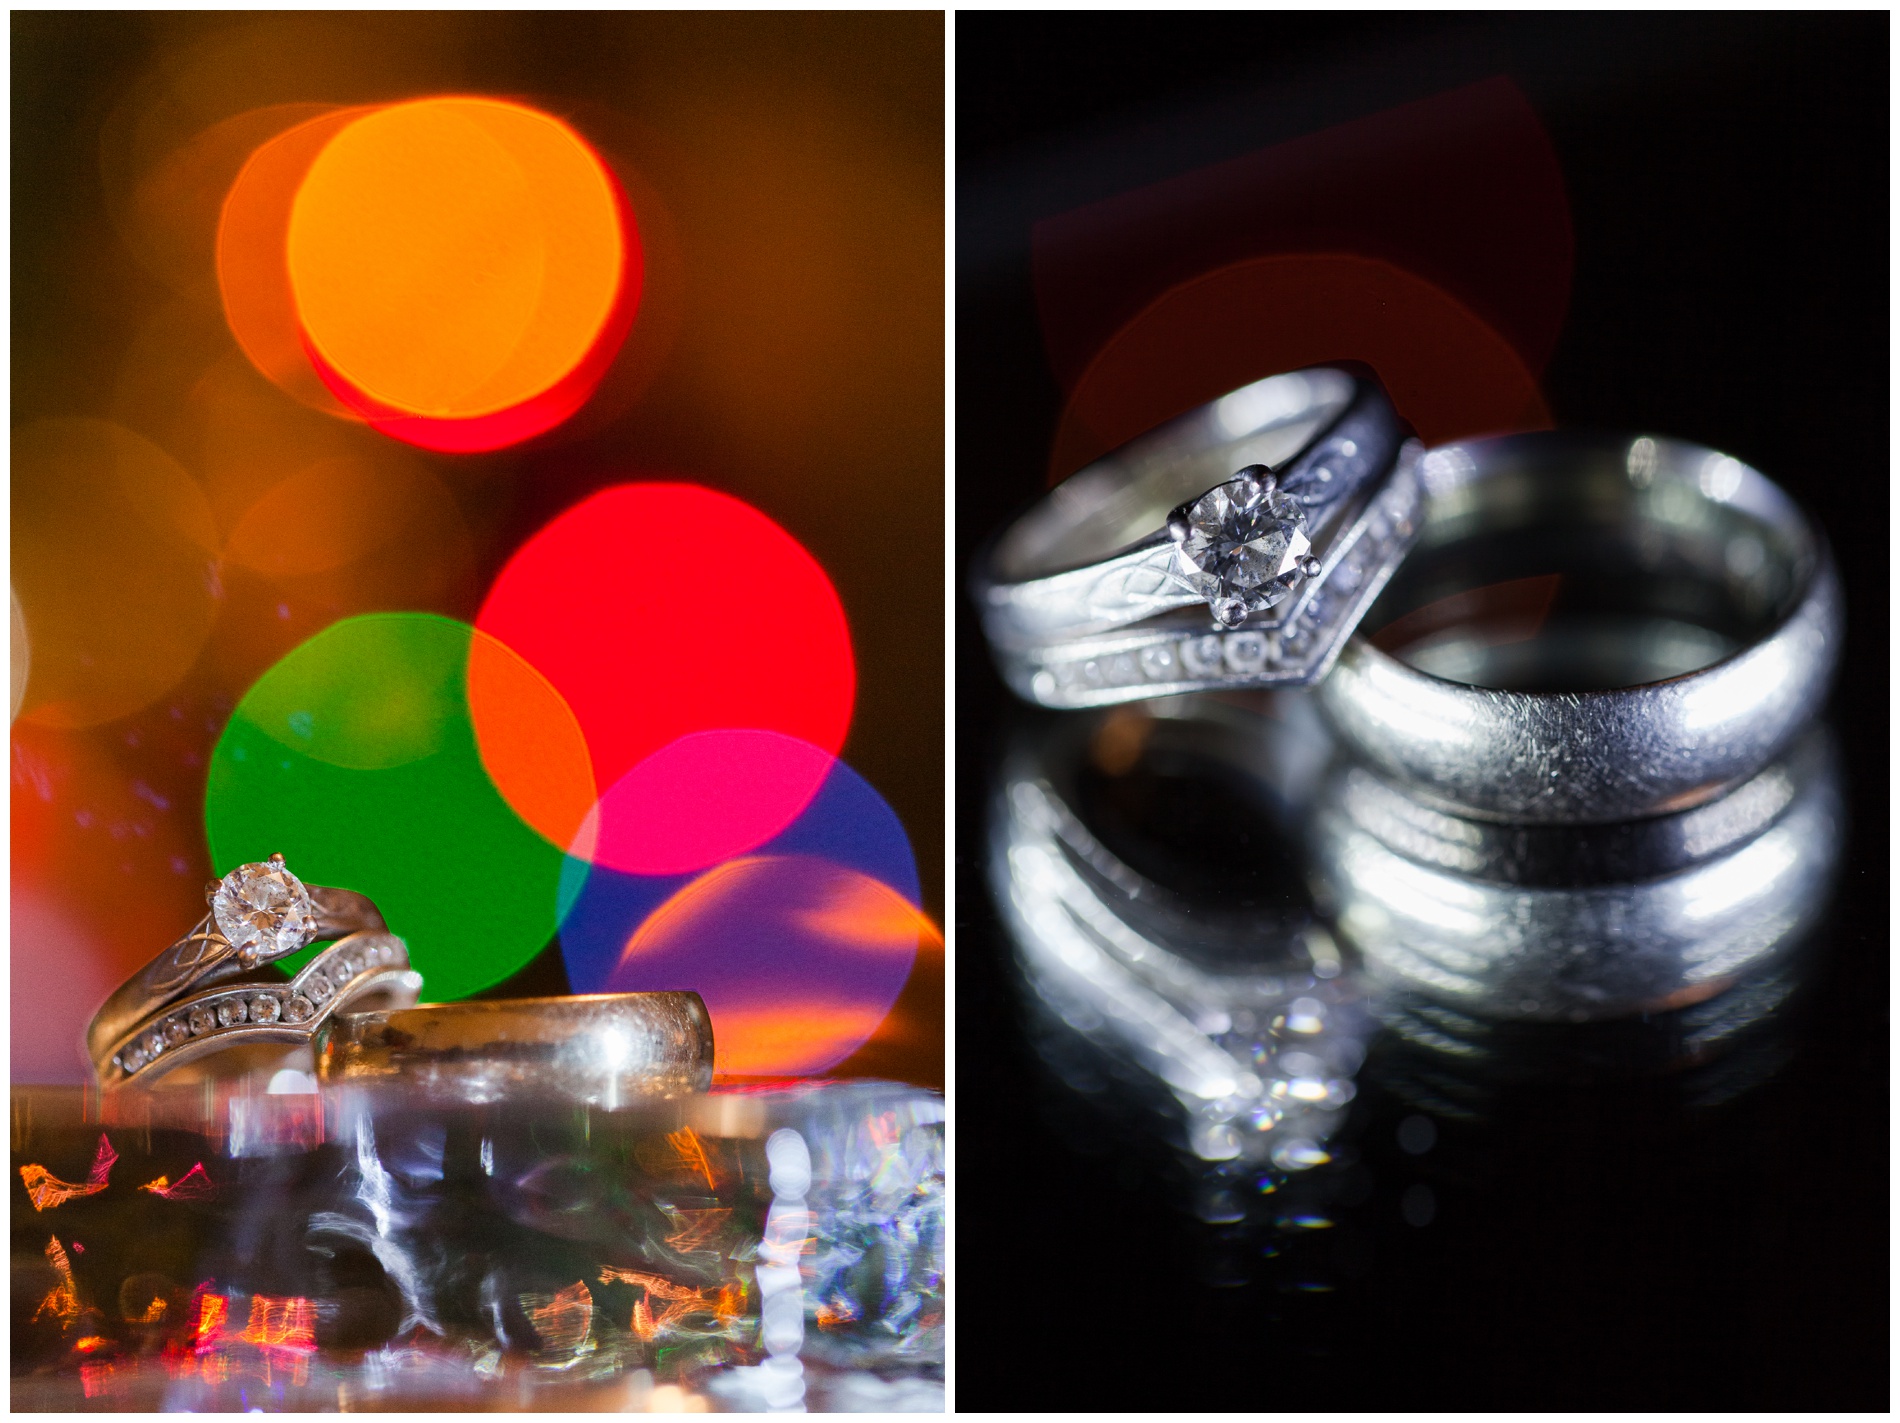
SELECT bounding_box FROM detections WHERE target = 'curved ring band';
[1311,727,1843,1021]
[97,931,421,1088]
[973,367,1419,707]
[1318,432,1843,823]
[85,855,386,1073]
[316,992,715,1106]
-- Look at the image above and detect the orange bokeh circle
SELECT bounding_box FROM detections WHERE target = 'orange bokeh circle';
[287,97,638,448]
[217,97,639,451]
[1048,252,1551,484]
[217,106,378,421]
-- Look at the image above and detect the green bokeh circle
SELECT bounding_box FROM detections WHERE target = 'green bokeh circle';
[205,612,576,1000]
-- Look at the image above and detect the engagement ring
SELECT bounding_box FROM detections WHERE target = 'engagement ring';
[85,854,390,1083]
[973,367,1419,706]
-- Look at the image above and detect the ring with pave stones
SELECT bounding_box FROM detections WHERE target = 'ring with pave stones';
[96,931,423,1089]
[971,366,1421,708]
[85,854,388,1081]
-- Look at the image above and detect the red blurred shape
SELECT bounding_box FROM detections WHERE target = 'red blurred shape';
[467,629,597,856]
[476,485,854,875]
[1032,76,1573,390]
[1048,253,1551,481]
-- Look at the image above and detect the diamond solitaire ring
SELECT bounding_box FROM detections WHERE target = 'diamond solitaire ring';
[972,367,1419,708]
[85,854,389,1082]
[1318,432,1843,823]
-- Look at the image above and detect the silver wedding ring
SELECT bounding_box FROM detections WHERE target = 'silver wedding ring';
[1317,432,1841,822]
[1312,726,1844,1021]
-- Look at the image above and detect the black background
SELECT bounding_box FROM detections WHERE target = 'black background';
[956,14,1888,1410]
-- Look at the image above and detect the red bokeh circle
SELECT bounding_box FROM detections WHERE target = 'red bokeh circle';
[475,484,855,875]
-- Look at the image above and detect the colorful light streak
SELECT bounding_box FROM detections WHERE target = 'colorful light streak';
[240,1293,318,1352]
[520,1281,594,1353]
[140,1162,217,1201]
[34,1235,83,1326]
[599,1268,744,1344]
[662,1207,733,1255]
[20,1133,117,1210]
[191,1288,229,1353]
[664,1126,719,1193]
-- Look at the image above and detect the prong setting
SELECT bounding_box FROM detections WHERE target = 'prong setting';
[1169,465,1314,626]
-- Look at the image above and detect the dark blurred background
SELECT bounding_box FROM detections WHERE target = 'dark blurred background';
[12,13,943,1086]
[956,13,1887,1409]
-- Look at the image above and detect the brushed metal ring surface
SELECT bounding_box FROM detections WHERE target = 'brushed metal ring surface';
[973,367,1418,707]
[1310,728,1844,1022]
[1318,432,1842,823]
[316,992,715,1106]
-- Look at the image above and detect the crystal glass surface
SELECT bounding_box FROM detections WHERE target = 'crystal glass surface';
[10,1078,942,1411]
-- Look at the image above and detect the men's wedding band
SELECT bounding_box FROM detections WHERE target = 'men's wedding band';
[1318,432,1842,823]
[315,992,716,1106]
[1311,727,1843,1021]
[973,367,1421,706]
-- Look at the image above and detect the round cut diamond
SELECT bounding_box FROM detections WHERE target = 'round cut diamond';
[329,953,353,979]
[250,995,282,1024]
[1173,477,1313,628]
[284,995,315,1024]
[163,1018,190,1047]
[188,1006,216,1036]
[212,860,316,961]
[306,972,332,1004]
[216,998,247,1028]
